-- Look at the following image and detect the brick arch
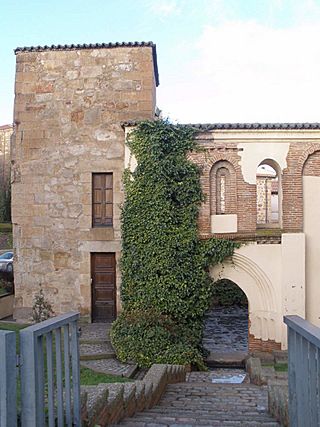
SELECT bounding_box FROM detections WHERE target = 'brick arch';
[203,152,242,174]
[210,160,237,215]
[302,149,320,177]
[196,150,256,236]
[283,145,320,231]
[298,144,320,174]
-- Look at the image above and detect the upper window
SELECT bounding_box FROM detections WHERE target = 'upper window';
[256,161,280,227]
[216,167,228,214]
[210,160,237,216]
[92,173,113,227]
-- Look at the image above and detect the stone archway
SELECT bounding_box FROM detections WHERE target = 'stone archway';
[203,279,249,354]
[210,250,282,352]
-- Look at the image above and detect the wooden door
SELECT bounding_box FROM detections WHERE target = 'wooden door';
[91,253,116,322]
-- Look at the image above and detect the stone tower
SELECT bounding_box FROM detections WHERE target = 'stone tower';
[12,42,158,321]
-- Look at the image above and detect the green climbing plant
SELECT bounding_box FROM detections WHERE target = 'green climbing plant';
[111,119,238,368]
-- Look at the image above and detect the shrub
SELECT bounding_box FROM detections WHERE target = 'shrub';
[32,284,55,323]
[211,279,248,307]
[111,309,206,369]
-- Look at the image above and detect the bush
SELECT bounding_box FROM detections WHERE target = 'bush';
[211,279,248,307]
[111,309,205,369]
[32,284,55,323]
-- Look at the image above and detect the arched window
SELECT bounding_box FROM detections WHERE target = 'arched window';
[216,167,228,214]
[210,160,237,215]
[256,160,281,227]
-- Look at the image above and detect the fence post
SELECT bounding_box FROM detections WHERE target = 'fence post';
[0,330,17,427]
[20,328,41,427]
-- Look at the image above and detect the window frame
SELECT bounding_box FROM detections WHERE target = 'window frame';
[92,172,113,228]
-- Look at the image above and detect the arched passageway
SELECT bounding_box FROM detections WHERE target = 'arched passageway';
[203,279,248,354]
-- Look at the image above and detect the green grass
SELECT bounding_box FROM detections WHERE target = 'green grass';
[0,322,129,385]
[255,228,283,236]
[0,223,12,231]
[262,362,288,372]
[274,363,288,372]
[80,366,132,385]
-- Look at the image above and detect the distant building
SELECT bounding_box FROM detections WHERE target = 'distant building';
[0,124,12,184]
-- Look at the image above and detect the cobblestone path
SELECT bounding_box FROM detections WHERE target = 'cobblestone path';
[203,306,248,353]
[119,371,280,426]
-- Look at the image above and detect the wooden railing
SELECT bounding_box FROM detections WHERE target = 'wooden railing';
[284,315,320,427]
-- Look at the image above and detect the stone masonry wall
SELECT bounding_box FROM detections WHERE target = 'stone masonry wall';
[12,45,156,320]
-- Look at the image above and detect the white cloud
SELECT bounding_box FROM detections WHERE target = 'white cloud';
[158,20,320,123]
[149,0,180,17]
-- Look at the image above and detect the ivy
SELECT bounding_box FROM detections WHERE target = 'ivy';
[111,119,238,368]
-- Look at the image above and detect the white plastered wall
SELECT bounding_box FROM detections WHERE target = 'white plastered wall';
[303,176,320,327]
[238,142,289,185]
[210,234,305,349]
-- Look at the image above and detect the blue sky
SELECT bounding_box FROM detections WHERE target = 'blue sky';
[1,0,320,124]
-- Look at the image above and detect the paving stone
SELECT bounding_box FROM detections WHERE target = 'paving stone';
[118,380,280,426]
[187,369,247,383]
[79,322,111,342]
[81,358,138,377]
[80,342,115,360]
[203,306,248,354]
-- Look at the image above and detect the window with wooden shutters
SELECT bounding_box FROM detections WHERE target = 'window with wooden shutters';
[92,173,113,227]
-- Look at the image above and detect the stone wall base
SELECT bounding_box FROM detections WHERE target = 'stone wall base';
[249,335,281,352]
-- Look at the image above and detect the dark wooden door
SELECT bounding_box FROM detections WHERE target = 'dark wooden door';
[91,253,116,322]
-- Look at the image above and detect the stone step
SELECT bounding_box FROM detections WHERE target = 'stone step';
[136,402,269,417]
[79,338,111,344]
[79,323,111,342]
[79,342,115,360]
[205,351,247,368]
[120,419,279,426]
[118,381,280,426]
[80,358,138,378]
[133,410,276,420]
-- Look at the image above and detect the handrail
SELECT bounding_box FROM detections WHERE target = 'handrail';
[284,315,320,348]
[19,311,79,337]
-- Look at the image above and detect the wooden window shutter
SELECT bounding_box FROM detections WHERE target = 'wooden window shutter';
[92,173,113,227]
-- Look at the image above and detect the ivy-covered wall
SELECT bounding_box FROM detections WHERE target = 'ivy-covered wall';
[111,120,237,367]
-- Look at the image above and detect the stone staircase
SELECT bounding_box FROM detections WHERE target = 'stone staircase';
[79,323,138,378]
[118,382,280,426]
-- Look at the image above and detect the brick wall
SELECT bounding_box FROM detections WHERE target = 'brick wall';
[303,149,320,176]
[190,134,320,239]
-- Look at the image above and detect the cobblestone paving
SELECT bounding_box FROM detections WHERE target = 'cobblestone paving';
[203,306,248,353]
[79,323,111,341]
[118,381,280,426]
[80,358,137,377]
[187,369,248,384]
[80,342,115,357]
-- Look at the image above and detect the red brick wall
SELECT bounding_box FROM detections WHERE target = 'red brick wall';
[190,135,320,239]
[249,334,281,352]
[303,149,320,176]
